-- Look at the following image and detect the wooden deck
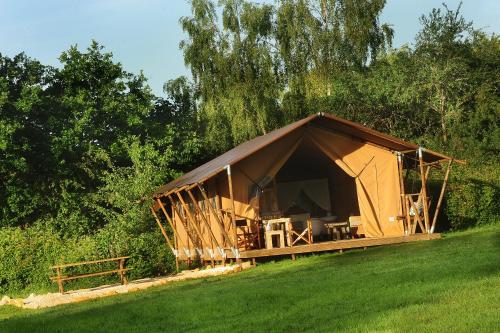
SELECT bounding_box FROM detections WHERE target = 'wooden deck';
[227,233,441,259]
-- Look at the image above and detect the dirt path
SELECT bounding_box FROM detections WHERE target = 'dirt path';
[0,263,252,309]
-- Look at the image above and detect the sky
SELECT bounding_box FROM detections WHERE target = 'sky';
[1,0,498,96]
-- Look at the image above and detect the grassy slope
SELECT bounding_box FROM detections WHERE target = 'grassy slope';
[0,225,499,333]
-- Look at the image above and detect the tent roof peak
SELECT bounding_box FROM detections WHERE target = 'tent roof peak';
[152,113,458,198]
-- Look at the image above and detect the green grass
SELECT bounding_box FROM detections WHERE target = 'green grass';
[1,225,499,333]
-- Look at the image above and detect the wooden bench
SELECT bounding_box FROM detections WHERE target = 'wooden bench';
[50,256,131,293]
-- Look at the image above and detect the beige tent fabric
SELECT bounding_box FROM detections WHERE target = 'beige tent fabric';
[219,128,305,220]
[306,127,403,237]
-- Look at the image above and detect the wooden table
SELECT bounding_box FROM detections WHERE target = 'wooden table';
[324,222,350,241]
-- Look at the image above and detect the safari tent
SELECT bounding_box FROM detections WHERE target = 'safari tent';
[150,113,461,266]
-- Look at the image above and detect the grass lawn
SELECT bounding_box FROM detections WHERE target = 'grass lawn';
[1,225,499,333]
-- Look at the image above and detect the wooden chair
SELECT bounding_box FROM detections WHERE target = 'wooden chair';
[287,218,313,246]
[324,222,349,240]
[236,219,261,250]
[405,194,432,234]
[348,215,364,238]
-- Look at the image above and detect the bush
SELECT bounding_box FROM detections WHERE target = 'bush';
[445,161,500,230]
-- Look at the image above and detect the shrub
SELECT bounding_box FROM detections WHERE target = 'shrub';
[445,161,500,230]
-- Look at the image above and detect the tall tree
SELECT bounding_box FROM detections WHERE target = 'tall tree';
[180,0,393,151]
[414,3,474,142]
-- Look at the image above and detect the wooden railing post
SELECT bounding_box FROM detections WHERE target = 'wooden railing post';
[56,267,64,293]
[119,258,127,285]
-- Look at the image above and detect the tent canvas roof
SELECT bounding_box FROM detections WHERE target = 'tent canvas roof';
[153,113,455,197]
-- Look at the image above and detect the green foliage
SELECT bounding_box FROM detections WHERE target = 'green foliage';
[0,224,174,297]
[0,42,203,295]
[0,1,499,297]
[180,0,394,152]
[445,161,500,230]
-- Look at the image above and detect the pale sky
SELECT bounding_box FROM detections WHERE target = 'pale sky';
[1,0,498,96]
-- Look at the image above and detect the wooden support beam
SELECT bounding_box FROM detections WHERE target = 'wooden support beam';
[399,149,418,154]
[197,183,236,249]
[397,152,410,234]
[166,196,200,256]
[157,185,189,201]
[186,188,223,253]
[430,159,453,233]
[174,191,211,257]
[418,148,431,233]
[172,227,179,271]
[151,207,176,254]
[156,198,188,251]
[225,165,240,261]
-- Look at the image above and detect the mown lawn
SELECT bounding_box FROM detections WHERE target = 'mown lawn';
[1,225,499,333]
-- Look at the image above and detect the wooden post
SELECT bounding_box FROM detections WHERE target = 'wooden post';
[151,207,176,253]
[167,195,200,251]
[56,267,64,293]
[186,189,222,250]
[197,183,235,249]
[156,198,190,257]
[226,165,240,264]
[174,191,210,260]
[307,219,313,244]
[151,206,180,269]
[418,148,430,233]
[119,258,128,285]
[397,152,410,234]
[430,159,453,233]
[173,224,179,272]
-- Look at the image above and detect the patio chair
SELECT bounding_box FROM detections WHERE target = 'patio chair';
[287,216,313,246]
[236,219,261,250]
[348,215,364,238]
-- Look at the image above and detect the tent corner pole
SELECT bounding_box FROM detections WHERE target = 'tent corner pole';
[418,147,430,233]
[225,165,241,265]
[397,152,410,235]
[430,159,453,233]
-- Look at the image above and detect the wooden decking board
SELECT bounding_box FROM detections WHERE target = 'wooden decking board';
[227,233,441,259]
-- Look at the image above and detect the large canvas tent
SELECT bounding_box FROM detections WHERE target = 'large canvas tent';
[150,113,460,265]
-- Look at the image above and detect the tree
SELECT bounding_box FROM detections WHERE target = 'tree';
[0,52,55,227]
[414,2,474,142]
[180,0,393,151]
